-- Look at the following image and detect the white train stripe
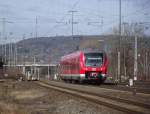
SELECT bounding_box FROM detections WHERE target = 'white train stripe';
[60,74,85,77]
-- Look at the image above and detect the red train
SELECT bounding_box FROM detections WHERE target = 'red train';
[59,50,108,84]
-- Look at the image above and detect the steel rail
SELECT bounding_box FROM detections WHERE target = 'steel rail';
[36,81,150,114]
[39,80,150,108]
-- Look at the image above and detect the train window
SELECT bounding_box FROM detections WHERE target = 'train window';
[84,53,103,67]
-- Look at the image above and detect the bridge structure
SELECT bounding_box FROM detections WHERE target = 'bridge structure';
[4,64,58,80]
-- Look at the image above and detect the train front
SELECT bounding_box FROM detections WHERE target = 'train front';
[80,51,108,83]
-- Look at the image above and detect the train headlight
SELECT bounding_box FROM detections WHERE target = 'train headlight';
[101,67,105,71]
[101,74,106,77]
[100,67,103,71]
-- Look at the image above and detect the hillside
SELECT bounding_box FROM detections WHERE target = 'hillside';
[16,35,120,64]
[16,35,106,63]
[1,35,150,81]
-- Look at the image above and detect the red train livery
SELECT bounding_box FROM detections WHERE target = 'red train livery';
[59,50,108,83]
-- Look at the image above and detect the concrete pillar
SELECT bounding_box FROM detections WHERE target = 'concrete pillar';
[22,66,25,75]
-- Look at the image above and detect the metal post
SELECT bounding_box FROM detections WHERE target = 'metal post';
[145,51,148,80]
[22,34,25,65]
[10,42,12,66]
[71,12,73,36]
[31,66,33,80]
[118,0,121,83]
[1,18,13,63]
[35,16,38,39]
[68,10,77,37]
[2,18,6,63]
[33,56,36,79]
[0,32,2,57]
[48,65,50,80]
[134,35,138,81]
[4,36,7,64]
[118,52,121,82]
[14,43,18,66]
[37,68,40,80]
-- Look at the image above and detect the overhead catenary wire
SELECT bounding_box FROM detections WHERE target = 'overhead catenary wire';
[1,0,149,38]
[43,0,81,37]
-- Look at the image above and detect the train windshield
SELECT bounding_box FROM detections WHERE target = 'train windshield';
[84,53,103,67]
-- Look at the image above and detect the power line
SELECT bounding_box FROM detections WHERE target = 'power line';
[123,0,150,19]
[43,0,81,37]
[87,16,104,34]
[71,0,81,9]
[43,14,68,37]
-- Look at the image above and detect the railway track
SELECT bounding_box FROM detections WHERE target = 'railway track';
[103,85,150,94]
[82,83,150,94]
[36,80,150,114]
[59,81,150,94]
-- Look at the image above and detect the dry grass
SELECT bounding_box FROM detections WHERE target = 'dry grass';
[0,81,49,114]
[1,67,25,80]
[0,101,29,114]
[0,83,31,114]
[11,89,46,100]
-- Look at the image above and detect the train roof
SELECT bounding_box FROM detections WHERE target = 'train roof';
[60,49,106,61]
[82,50,105,54]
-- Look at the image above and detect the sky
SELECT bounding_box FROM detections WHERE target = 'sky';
[0,0,150,43]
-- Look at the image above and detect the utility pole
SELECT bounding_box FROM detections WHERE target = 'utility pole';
[122,22,128,79]
[133,35,138,81]
[101,16,104,34]
[145,51,148,80]
[8,32,13,66]
[10,33,13,66]
[48,65,50,80]
[35,16,38,39]
[0,18,13,64]
[33,56,36,79]
[30,32,33,38]
[68,10,77,36]
[14,42,18,66]
[118,0,121,83]
[0,32,2,57]
[2,18,6,64]
[8,34,11,66]
[0,18,5,62]
[22,34,25,65]
[34,16,38,79]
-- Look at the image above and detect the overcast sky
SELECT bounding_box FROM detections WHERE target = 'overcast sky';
[0,0,150,43]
